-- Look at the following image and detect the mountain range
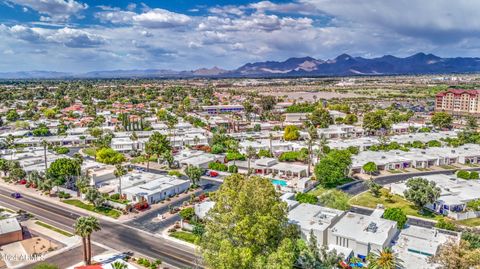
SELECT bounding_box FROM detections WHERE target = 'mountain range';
[1,53,480,79]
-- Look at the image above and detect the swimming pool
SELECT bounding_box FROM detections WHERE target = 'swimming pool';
[271,179,288,187]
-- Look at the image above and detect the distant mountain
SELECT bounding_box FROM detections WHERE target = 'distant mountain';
[229,53,480,77]
[193,67,227,76]
[2,53,480,79]
[0,71,72,79]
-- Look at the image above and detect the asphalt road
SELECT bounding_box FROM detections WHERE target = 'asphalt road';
[339,167,480,195]
[20,244,106,269]
[126,180,220,234]
[0,188,204,269]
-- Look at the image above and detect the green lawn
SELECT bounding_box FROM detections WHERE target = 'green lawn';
[308,186,329,197]
[83,147,97,157]
[387,169,403,174]
[35,221,74,237]
[63,199,121,219]
[170,231,199,245]
[456,218,480,227]
[349,188,444,221]
[440,165,458,170]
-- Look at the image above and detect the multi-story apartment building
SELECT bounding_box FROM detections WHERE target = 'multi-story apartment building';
[435,89,480,114]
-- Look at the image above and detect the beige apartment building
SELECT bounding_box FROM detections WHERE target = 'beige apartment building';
[435,89,480,114]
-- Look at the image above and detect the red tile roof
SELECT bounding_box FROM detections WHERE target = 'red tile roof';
[436,89,480,97]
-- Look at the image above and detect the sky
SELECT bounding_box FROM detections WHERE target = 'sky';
[1,0,480,72]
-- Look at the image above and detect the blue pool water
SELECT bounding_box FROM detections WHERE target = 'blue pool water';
[271,179,288,187]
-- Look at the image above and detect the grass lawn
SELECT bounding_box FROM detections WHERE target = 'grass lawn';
[308,186,329,197]
[83,147,97,157]
[456,218,480,227]
[35,221,74,237]
[170,231,199,245]
[440,165,458,169]
[63,199,121,219]
[387,169,403,174]
[414,168,430,171]
[349,188,444,221]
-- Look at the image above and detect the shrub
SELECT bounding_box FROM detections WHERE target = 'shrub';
[470,171,479,179]
[226,152,245,161]
[383,208,407,228]
[258,149,273,158]
[168,170,182,177]
[295,193,318,204]
[179,207,195,221]
[110,193,120,200]
[457,170,471,179]
[228,165,238,173]
[208,162,228,172]
[435,219,457,231]
[54,147,70,154]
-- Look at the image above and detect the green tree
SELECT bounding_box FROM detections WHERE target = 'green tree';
[200,174,298,269]
[114,164,127,195]
[367,179,382,197]
[309,108,333,128]
[344,113,358,125]
[145,131,172,166]
[363,110,391,133]
[47,158,80,189]
[465,115,478,131]
[179,207,195,221]
[74,216,101,265]
[431,112,453,129]
[96,148,125,165]
[314,150,351,187]
[246,146,257,175]
[435,219,457,231]
[430,240,480,269]
[318,190,350,210]
[185,165,204,186]
[297,230,344,268]
[6,109,20,122]
[403,177,441,212]
[363,162,378,175]
[367,247,403,269]
[85,187,105,207]
[295,193,318,204]
[383,208,407,229]
[283,125,300,141]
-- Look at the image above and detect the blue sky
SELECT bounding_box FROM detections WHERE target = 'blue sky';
[1,0,480,72]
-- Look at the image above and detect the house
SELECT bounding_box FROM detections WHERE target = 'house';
[288,203,345,248]
[194,201,215,219]
[389,174,480,220]
[0,218,23,246]
[392,225,461,269]
[327,212,398,260]
[122,173,190,204]
[201,105,244,114]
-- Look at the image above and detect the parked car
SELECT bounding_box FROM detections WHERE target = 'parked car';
[11,192,21,199]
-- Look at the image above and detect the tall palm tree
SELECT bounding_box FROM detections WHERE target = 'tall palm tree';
[74,216,101,265]
[367,247,404,269]
[246,146,257,175]
[114,164,127,196]
[41,139,49,174]
[269,133,274,156]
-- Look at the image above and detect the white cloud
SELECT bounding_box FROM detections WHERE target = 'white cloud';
[96,10,136,24]
[132,8,191,28]
[6,0,88,21]
[47,27,105,48]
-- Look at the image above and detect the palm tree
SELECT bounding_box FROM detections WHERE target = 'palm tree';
[41,139,49,174]
[246,146,257,175]
[367,247,404,269]
[114,164,127,196]
[74,216,101,265]
[269,133,274,156]
[110,261,128,269]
